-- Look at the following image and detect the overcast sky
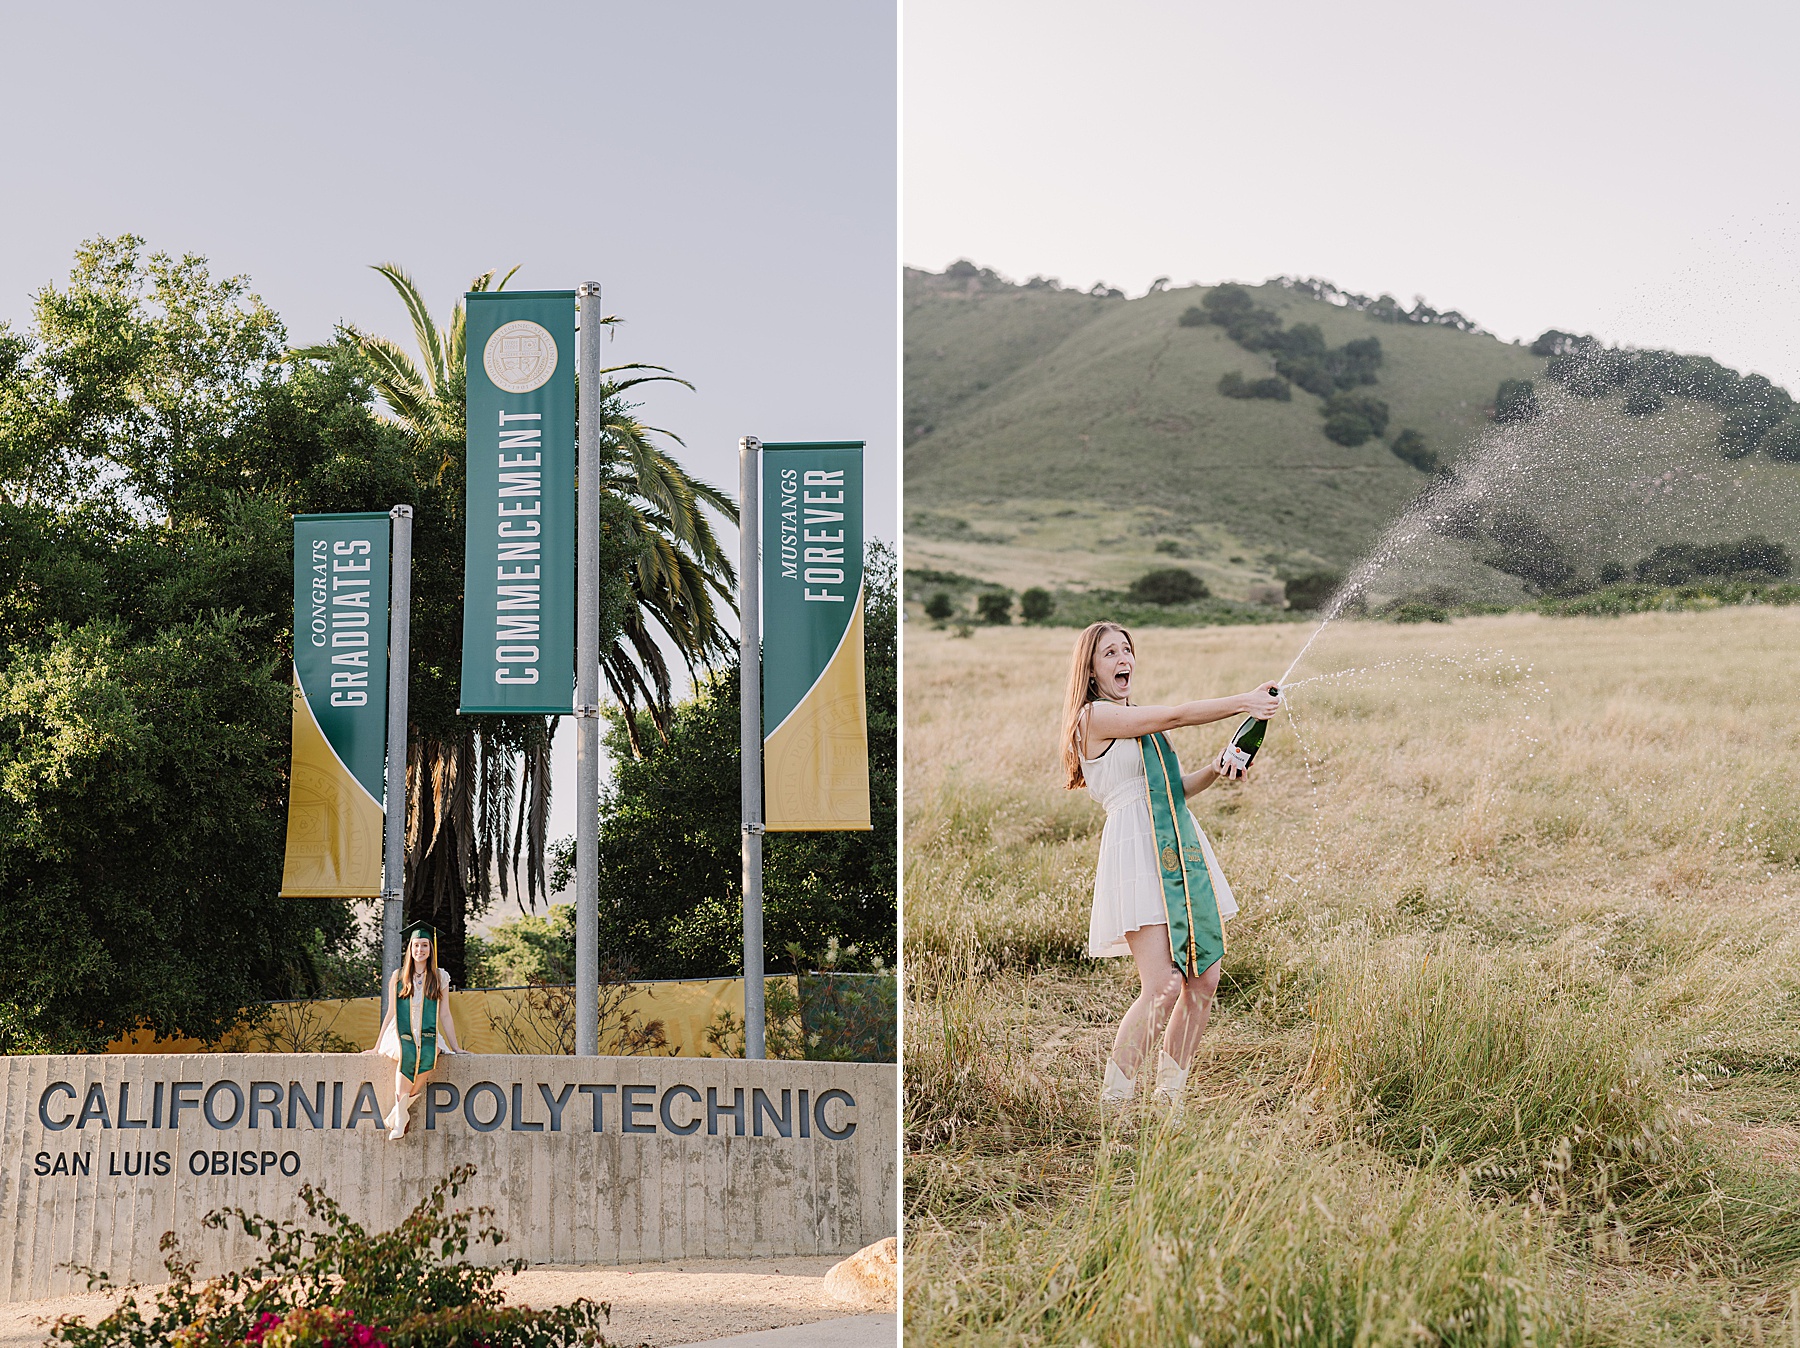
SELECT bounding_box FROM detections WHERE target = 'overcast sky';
[905,0,1800,388]
[0,0,895,866]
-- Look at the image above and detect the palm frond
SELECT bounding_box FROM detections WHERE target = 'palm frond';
[371,263,447,398]
[343,330,441,438]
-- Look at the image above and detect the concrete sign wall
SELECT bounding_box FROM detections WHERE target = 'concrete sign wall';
[0,1053,897,1302]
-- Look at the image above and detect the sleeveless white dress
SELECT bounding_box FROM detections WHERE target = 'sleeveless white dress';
[376,969,453,1060]
[1083,731,1238,959]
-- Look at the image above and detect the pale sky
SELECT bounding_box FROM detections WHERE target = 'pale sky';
[0,1,896,866]
[905,0,1800,389]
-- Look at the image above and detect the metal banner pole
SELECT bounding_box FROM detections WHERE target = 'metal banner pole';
[380,504,414,1017]
[573,281,603,1056]
[739,436,766,1059]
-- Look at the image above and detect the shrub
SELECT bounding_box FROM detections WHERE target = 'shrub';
[1217,371,1291,400]
[1634,536,1793,585]
[48,1168,610,1348]
[924,592,955,622]
[975,591,1012,624]
[1388,428,1438,474]
[1493,378,1539,423]
[1284,570,1340,611]
[1390,602,1450,624]
[1128,568,1209,605]
[1320,391,1389,446]
[1177,306,1206,327]
[1019,587,1054,622]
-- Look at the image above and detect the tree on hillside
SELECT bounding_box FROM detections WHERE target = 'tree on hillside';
[1321,391,1390,447]
[1493,379,1539,424]
[1130,569,1209,605]
[1389,429,1439,474]
[553,542,898,978]
[312,266,736,979]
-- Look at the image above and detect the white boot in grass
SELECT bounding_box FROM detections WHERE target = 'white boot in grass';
[1150,1050,1188,1114]
[1099,1058,1136,1109]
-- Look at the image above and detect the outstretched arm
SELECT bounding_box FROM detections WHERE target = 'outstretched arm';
[1086,682,1280,746]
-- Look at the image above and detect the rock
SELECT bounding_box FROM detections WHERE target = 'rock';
[822,1236,897,1311]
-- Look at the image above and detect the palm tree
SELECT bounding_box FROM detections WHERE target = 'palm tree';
[299,264,737,978]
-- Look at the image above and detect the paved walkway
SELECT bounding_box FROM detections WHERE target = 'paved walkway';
[679,1315,895,1346]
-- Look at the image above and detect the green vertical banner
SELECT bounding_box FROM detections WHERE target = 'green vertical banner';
[761,441,870,831]
[282,512,390,897]
[460,290,577,713]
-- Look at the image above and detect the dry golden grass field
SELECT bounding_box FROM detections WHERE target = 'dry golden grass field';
[904,608,1800,1346]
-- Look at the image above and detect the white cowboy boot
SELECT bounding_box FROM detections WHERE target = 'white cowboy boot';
[1100,1058,1136,1108]
[388,1090,416,1141]
[1150,1051,1188,1115]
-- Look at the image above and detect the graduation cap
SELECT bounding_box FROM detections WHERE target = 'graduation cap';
[403,920,440,963]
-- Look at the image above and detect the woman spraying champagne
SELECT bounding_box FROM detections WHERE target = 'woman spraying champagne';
[1062,622,1280,1110]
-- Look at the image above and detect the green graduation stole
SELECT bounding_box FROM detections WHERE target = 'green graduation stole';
[396,985,439,1082]
[1140,732,1227,978]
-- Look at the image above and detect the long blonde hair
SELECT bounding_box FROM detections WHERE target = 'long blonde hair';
[398,937,445,1002]
[1060,621,1133,789]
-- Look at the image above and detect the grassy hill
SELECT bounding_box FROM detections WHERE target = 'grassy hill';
[904,266,1800,609]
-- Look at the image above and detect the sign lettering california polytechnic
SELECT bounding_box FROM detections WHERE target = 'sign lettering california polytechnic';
[761,442,871,831]
[281,513,390,896]
[460,291,577,713]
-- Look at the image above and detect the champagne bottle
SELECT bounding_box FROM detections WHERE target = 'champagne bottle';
[1221,685,1277,773]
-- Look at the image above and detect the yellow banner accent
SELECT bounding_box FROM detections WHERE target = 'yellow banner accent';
[279,675,384,896]
[103,977,792,1059]
[764,590,871,831]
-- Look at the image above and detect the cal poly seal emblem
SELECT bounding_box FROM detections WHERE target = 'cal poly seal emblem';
[1160,844,1180,872]
[483,320,559,394]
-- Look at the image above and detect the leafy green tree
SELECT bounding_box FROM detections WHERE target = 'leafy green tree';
[0,237,385,1048]
[1177,306,1207,328]
[924,592,955,622]
[976,590,1013,624]
[1389,429,1439,474]
[553,543,897,977]
[1633,536,1792,585]
[1493,379,1539,424]
[1758,417,1800,461]
[1284,571,1340,612]
[313,265,736,979]
[1482,507,1576,593]
[1321,391,1390,446]
[1218,371,1292,401]
[1020,586,1055,622]
[1129,569,1208,604]
[1623,381,1665,416]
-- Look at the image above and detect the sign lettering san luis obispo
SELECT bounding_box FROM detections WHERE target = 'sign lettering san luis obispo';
[0,1054,896,1302]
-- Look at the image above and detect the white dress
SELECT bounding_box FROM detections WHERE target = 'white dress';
[1084,731,1238,959]
[376,969,453,1060]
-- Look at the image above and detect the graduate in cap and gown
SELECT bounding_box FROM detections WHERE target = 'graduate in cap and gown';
[371,920,465,1139]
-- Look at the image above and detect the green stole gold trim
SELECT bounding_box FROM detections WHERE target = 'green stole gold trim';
[1140,732,1226,978]
[397,985,439,1082]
